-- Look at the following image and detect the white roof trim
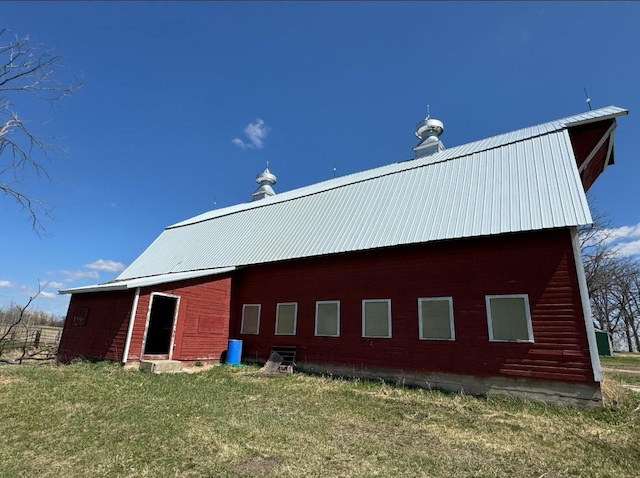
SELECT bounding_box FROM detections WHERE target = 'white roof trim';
[563,110,628,127]
[59,267,236,295]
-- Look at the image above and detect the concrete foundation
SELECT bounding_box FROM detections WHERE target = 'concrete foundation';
[139,359,183,374]
[297,362,602,409]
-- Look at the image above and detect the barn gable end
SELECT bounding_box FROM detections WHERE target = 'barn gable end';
[58,290,135,363]
[125,275,232,364]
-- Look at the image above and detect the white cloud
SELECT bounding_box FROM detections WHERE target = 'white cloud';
[0,280,12,288]
[40,291,57,299]
[60,269,100,283]
[85,259,126,273]
[601,223,640,243]
[48,281,65,289]
[232,118,269,149]
[615,239,640,257]
[232,138,245,148]
[593,222,640,257]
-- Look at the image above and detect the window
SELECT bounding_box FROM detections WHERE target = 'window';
[486,294,533,342]
[418,297,455,340]
[72,307,89,326]
[241,304,260,335]
[315,301,340,336]
[275,302,297,335]
[362,299,392,338]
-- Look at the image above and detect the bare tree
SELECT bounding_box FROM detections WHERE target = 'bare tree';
[580,201,640,352]
[1,28,81,234]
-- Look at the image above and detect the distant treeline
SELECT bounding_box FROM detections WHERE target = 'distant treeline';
[0,304,64,329]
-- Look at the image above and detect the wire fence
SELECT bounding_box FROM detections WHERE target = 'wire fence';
[0,326,63,351]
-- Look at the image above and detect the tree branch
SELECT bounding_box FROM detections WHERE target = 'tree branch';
[0,28,80,234]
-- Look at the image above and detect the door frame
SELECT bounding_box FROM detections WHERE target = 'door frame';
[141,292,181,360]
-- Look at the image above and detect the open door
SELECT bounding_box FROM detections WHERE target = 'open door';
[143,294,179,359]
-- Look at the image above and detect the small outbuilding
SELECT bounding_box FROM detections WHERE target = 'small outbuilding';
[59,105,629,407]
[594,326,614,356]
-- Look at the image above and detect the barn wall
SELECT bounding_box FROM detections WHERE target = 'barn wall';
[58,290,135,363]
[126,275,232,363]
[230,228,596,386]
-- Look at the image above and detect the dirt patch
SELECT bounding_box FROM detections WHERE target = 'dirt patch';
[234,456,279,476]
[602,367,640,376]
[181,366,211,374]
[0,375,25,385]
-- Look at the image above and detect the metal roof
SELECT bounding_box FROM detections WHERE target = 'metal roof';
[59,267,235,295]
[113,106,626,282]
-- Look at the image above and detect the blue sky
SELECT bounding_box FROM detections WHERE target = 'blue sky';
[1,2,639,316]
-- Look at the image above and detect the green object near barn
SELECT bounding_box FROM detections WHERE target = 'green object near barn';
[594,327,613,356]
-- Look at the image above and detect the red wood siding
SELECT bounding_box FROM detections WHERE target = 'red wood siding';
[58,290,135,363]
[568,120,614,191]
[580,137,611,192]
[126,275,231,363]
[230,228,596,385]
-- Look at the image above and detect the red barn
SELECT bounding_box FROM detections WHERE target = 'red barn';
[59,106,628,407]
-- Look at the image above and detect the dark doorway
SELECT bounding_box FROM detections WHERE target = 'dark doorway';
[144,295,178,355]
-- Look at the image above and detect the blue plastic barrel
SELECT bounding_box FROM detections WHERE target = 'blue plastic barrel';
[227,339,243,365]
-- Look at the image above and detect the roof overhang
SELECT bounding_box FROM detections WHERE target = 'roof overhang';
[58,267,236,295]
[563,108,628,128]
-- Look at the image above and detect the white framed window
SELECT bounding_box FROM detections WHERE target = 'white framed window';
[362,299,392,338]
[486,294,534,342]
[275,302,298,335]
[241,304,261,335]
[315,301,340,337]
[418,297,455,340]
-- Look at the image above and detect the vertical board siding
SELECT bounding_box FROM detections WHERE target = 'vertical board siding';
[230,228,595,384]
[58,290,135,362]
[125,275,231,362]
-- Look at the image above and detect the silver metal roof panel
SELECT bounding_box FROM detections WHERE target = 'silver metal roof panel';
[169,106,626,230]
[117,117,604,281]
[113,107,627,281]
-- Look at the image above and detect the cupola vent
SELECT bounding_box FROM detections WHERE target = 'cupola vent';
[251,166,277,201]
[413,108,445,159]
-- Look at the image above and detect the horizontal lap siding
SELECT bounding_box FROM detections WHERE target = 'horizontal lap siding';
[126,275,231,362]
[58,290,134,362]
[231,229,595,384]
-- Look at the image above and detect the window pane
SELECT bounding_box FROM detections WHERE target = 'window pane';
[364,301,389,337]
[316,302,338,336]
[242,305,259,334]
[421,299,452,339]
[276,304,296,335]
[489,297,530,341]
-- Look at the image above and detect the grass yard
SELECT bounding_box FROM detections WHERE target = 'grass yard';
[600,352,640,372]
[1,362,639,478]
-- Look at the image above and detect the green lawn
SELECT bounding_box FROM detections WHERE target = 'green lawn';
[600,352,640,371]
[1,362,639,478]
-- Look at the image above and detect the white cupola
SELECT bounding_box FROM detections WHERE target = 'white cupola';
[413,108,445,159]
[251,166,277,201]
